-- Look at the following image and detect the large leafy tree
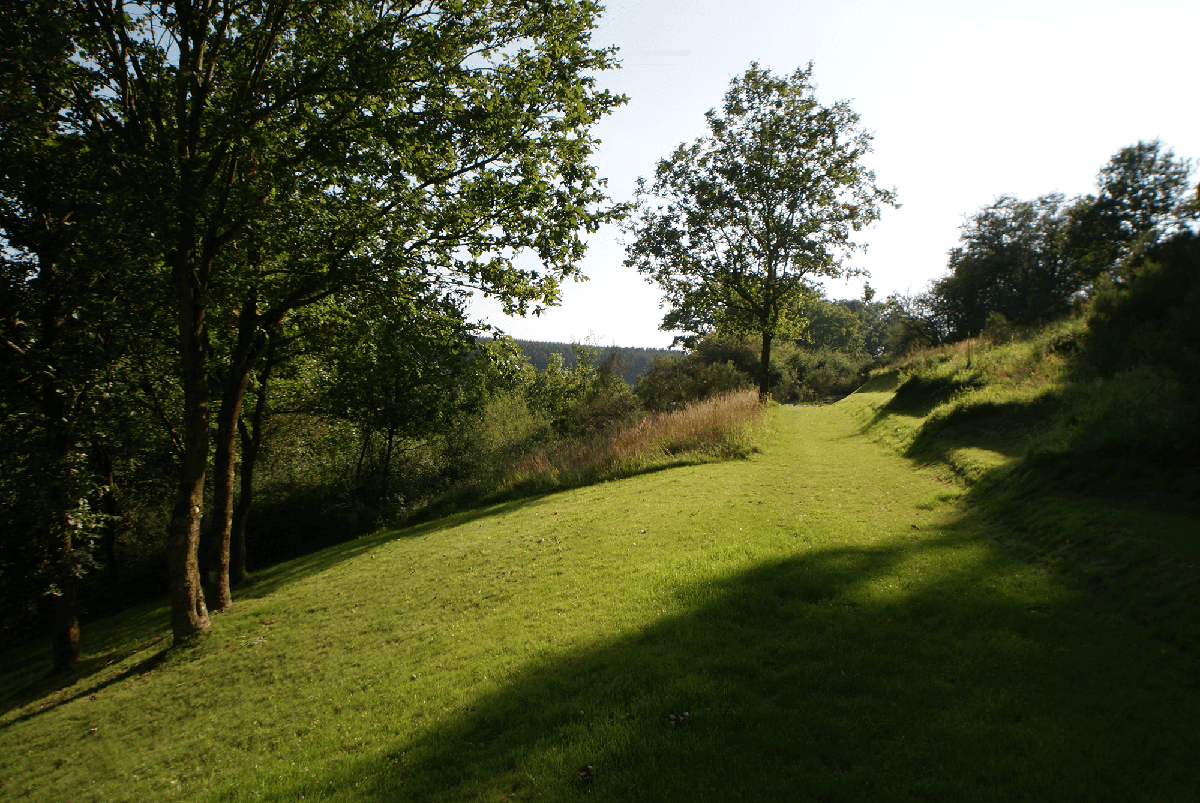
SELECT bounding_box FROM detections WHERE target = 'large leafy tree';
[1068,139,1197,281]
[624,63,896,398]
[0,0,161,669]
[321,285,476,503]
[51,0,623,643]
[934,193,1079,340]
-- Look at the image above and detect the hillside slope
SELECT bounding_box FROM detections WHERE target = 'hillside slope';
[854,319,1200,659]
[1,396,1198,801]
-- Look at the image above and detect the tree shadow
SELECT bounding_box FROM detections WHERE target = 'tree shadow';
[235,494,555,602]
[0,634,171,725]
[251,520,1199,802]
[853,372,981,434]
[903,396,1060,466]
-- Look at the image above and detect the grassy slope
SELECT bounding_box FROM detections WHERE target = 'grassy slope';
[2,394,1198,801]
[858,321,1200,659]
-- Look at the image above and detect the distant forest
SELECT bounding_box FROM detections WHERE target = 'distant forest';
[514,340,680,387]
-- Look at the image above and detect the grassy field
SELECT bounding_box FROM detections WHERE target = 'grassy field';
[2,382,1198,801]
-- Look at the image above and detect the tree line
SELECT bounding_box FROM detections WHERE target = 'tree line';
[514,340,678,388]
[890,140,1198,349]
[1,0,624,670]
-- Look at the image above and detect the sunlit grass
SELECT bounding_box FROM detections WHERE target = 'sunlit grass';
[3,394,1197,801]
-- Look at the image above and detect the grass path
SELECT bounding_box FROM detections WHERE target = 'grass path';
[2,394,1198,801]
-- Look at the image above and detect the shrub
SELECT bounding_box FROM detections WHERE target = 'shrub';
[1083,231,1200,380]
[635,350,753,412]
[775,347,872,403]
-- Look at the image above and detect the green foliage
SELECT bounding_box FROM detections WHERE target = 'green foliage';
[1067,139,1197,280]
[1083,231,1200,380]
[634,339,755,413]
[799,296,867,355]
[624,62,897,394]
[982,311,1013,343]
[773,346,872,403]
[935,194,1079,339]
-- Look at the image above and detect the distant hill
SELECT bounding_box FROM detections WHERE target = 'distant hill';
[514,339,680,387]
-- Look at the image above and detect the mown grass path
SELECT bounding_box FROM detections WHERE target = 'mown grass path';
[2,393,1197,802]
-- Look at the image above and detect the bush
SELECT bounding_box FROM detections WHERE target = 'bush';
[774,347,872,403]
[635,352,753,412]
[1083,231,1200,380]
[982,311,1013,343]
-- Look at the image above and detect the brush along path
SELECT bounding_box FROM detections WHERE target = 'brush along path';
[1,399,1197,802]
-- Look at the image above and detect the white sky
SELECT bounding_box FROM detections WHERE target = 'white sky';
[470,0,1200,349]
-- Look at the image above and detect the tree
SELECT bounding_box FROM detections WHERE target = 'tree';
[322,286,476,504]
[1068,140,1197,281]
[63,0,622,642]
[934,194,1079,340]
[798,294,866,355]
[0,0,158,669]
[624,63,897,398]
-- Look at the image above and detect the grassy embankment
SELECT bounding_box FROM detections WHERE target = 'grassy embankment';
[2,341,1198,801]
[859,317,1200,657]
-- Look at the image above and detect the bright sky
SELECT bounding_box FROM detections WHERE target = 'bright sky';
[470,0,1200,349]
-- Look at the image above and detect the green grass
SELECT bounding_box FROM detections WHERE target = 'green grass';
[854,320,1200,660]
[2,390,1198,801]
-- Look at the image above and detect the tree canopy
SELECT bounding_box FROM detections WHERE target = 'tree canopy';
[1,0,624,658]
[934,193,1077,340]
[1068,139,1197,279]
[892,140,1198,348]
[623,63,897,397]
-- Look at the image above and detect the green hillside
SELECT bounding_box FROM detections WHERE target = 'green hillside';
[2,340,1198,800]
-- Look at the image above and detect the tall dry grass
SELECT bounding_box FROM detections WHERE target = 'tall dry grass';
[499,389,764,495]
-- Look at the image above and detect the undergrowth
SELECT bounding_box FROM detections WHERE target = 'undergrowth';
[417,390,765,519]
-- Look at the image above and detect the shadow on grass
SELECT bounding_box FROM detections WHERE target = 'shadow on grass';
[962,445,1200,660]
[903,396,1061,466]
[253,520,1198,802]
[0,596,174,720]
[0,636,170,729]
[854,372,983,435]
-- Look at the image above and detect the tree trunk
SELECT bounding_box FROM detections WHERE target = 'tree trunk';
[354,427,373,485]
[759,329,773,402]
[230,422,257,586]
[100,456,124,613]
[380,425,396,502]
[48,570,79,673]
[205,289,263,612]
[167,246,211,644]
[47,439,79,672]
[230,336,274,585]
[46,422,80,673]
[34,247,81,673]
[48,423,79,674]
